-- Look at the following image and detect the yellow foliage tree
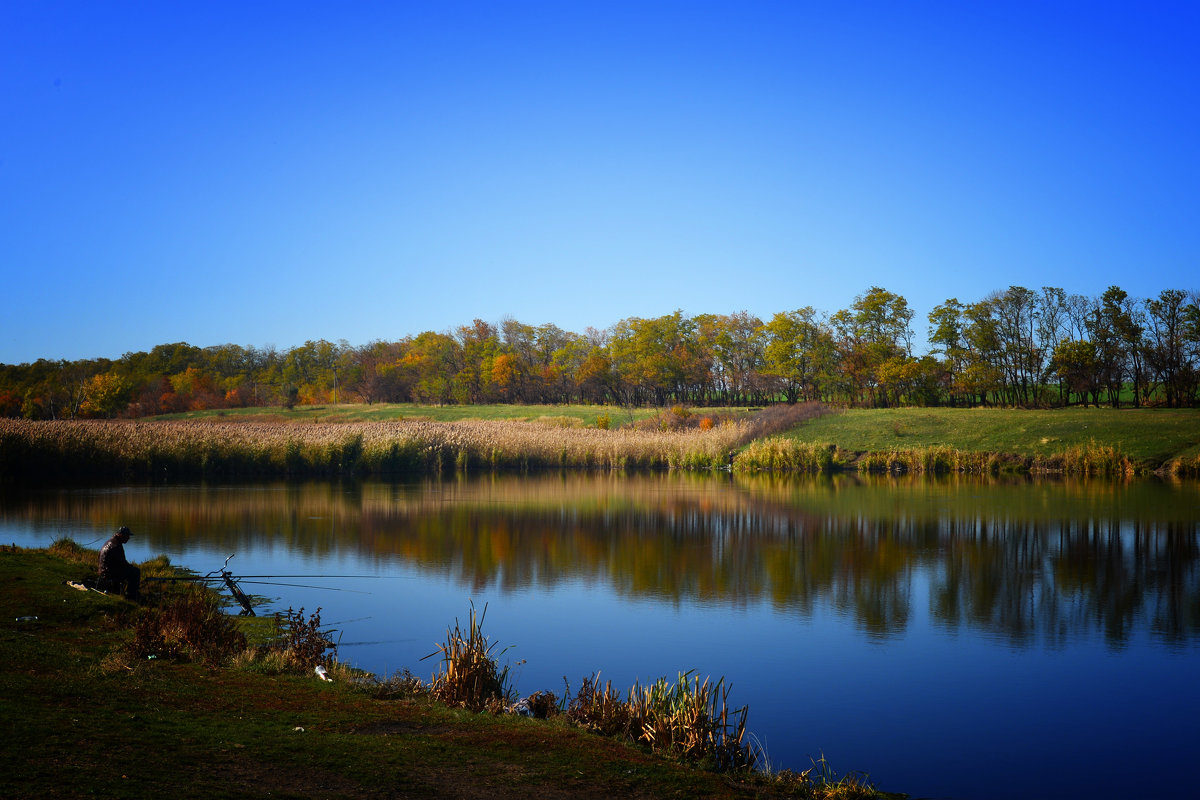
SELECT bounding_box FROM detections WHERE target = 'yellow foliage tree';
[81,372,130,418]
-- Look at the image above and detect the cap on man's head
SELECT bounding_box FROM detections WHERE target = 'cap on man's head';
[117,526,131,537]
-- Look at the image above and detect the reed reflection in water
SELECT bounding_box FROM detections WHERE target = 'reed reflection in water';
[2,473,1198,800]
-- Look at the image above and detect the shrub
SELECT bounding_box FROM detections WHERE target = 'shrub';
[126,588,247,667]
[274,606,337,670]
[361,668,427,700]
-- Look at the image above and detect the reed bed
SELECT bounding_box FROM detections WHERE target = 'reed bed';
[1029,440,1135,477]
[409,599,755,771]
[563,671,753,771]
[0,417,747,481]
[733,437,844,473]
[854,446,1017,475]
[628,671,754,772]
[851,442,1138,476]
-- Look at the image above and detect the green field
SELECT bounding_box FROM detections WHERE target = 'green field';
[785,407,1200,469]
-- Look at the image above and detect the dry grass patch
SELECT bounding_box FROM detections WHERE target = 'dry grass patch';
[1,416,751,479]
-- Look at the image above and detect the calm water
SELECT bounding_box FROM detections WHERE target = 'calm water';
[3,473,1198,800]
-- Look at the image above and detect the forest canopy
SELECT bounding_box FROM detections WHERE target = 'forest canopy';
[3,285,1198,420]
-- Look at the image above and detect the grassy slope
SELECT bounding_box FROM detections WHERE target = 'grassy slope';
[783,407,1200,469]
[2,546,884,800]
[156,403,1200,471]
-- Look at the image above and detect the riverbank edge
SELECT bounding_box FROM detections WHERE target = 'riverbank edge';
[0,544,901,800]
[735,437,1198,478]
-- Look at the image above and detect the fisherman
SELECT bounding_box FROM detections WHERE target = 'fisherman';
[97,526,140,601]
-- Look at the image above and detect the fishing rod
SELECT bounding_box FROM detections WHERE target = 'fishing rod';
[143,554,258,616]
[235,580,371,593]
[151,554,260,616]
[208,574,388,579]
[145,555,383,615]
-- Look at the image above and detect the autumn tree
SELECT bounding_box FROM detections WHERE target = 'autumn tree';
[453,320,503,404]
[404,332,462,405]
[80,372,130,418]
[608,312,701,407]
[762,307,833,403]
[829,287,914,406]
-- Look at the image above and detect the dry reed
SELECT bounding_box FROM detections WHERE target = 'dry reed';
[855,447,1019,475]
[423,602,515,712]
[627,671,755,772]
[0,417,748,480]
[734,438,843,472]
[1165,451,1200,477]
[1031,441,1135,477]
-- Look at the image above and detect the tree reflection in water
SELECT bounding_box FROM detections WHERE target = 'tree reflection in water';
[4,472,1198,648]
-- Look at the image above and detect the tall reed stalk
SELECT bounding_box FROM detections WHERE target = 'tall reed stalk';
[627,671,755,772]
[422,602,514,712]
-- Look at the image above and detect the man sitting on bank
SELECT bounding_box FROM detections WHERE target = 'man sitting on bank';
[97,526,140,601]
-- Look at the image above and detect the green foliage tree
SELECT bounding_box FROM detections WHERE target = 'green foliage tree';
[762,307,831,404]
[1052,339,1099,407]
[928,299,966,406]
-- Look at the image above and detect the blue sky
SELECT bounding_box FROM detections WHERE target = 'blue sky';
[3,1,1197,364]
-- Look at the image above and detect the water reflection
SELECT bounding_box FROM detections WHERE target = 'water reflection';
[4,473,1198,648]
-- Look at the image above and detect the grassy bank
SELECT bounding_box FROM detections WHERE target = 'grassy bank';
[755,407,1200,476]
[0,543,896,799]
[4,405,1197,480]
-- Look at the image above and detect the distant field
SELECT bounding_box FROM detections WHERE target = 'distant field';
[157,403,667,426]
[786,407,1200,468]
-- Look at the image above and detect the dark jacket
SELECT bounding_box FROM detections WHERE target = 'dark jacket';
[98,535,130,580]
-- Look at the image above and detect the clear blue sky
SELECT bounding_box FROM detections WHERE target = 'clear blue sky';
[3,1,1197,364]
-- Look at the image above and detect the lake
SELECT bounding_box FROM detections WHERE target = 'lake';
[2,472,1197,800]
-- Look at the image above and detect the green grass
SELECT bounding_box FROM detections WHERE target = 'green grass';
[0,543,900,800]
[783,407,1200,471]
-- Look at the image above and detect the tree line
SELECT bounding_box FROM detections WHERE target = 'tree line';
[3,285,1198,420]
